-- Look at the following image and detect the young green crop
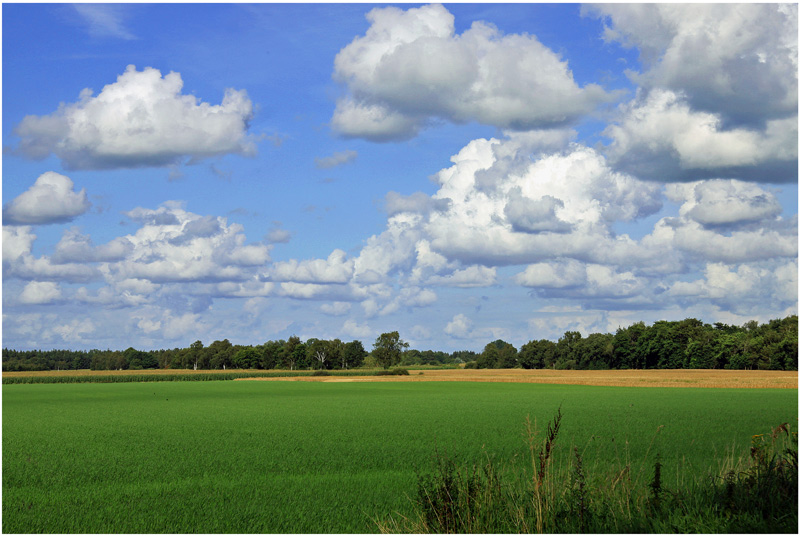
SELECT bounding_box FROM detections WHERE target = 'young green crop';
[3,381,796,533]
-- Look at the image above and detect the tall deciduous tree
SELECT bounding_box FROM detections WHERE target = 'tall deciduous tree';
[232,346,261,369]
[329,338,344,369]
[372,331,408,369]
[208,339,234,369]
[307,338,332,370]
[575,333,614,369]
[261,340,284,369]
[518,339,556,369]
[342,340,366,369]
[283,336,306,370]
[477,340,517,368]
[187,340,204,370]
[555,331,582,369]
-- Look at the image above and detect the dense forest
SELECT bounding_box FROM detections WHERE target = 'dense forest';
[3,315,797,372]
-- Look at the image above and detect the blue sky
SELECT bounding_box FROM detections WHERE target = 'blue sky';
[2,3,797,352]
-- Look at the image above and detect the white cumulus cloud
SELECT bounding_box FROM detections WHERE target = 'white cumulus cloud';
[268,249,354,284]
[426,266,497,288]
[53,317,96,343]
[587,3,797,125]
[424,136,663,267]
[603,89,797,182]
[666,179,783,227]
[332,4,612,141]
[444,313,473,338]
[19,281,63,305]
[105,201,271,284]
[342,319,372,339]
[320,302,352,316]
[2,225,100,283]
[4,172,91,225]
[670,260,798,314]
[52,228,134,264]
[13,65,256,170]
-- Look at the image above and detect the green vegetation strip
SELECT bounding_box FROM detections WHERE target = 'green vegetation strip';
[3,381,796,533]
[1,369,403,384]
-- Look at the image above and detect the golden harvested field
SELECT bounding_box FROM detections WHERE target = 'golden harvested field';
[3,368,796,388]
[240,368,798,389]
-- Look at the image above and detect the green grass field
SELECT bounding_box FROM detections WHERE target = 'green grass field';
[3,381,797,533]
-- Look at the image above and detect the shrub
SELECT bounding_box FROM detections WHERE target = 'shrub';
[706,423,798,532]
[378,414,799,534]
[374,368,410,376]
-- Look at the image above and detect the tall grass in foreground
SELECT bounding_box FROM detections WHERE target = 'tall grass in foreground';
[378,410,798,534]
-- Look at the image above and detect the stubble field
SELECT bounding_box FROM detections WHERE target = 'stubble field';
[2,370,797,533]
[4,367,796,388]
[238,367,799,388]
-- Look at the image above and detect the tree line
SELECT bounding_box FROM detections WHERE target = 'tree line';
[1,331,451,372]
[472,315,798,371]
[2,316,797,372]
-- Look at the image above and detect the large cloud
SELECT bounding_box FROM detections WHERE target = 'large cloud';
[3,172,91,225]
[336,134,795,314]
[666,180,783,227]
[2,225,100,283]
[650,180,798,264]
[603,89,797,182]
[4,201,274,315]
[650,218,797,265]
[13,65,256,170]
[332,4,612,141]
[385,191,450,217]
[52,228,133,264]
[588,4,798,183]
[2,226,37,266]
[267,250,354,284]
[18,281,63,305]
[272,134,666,315]
[111,201,271,284]
[587,3,797,125]
[669,260,798,315]
[515,260,650,304]
[423,135,664,267]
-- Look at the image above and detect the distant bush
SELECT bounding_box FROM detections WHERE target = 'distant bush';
[463,361,477,369]
[312,370,331,376]
[404,364,461,370]
[375,368,410,376]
